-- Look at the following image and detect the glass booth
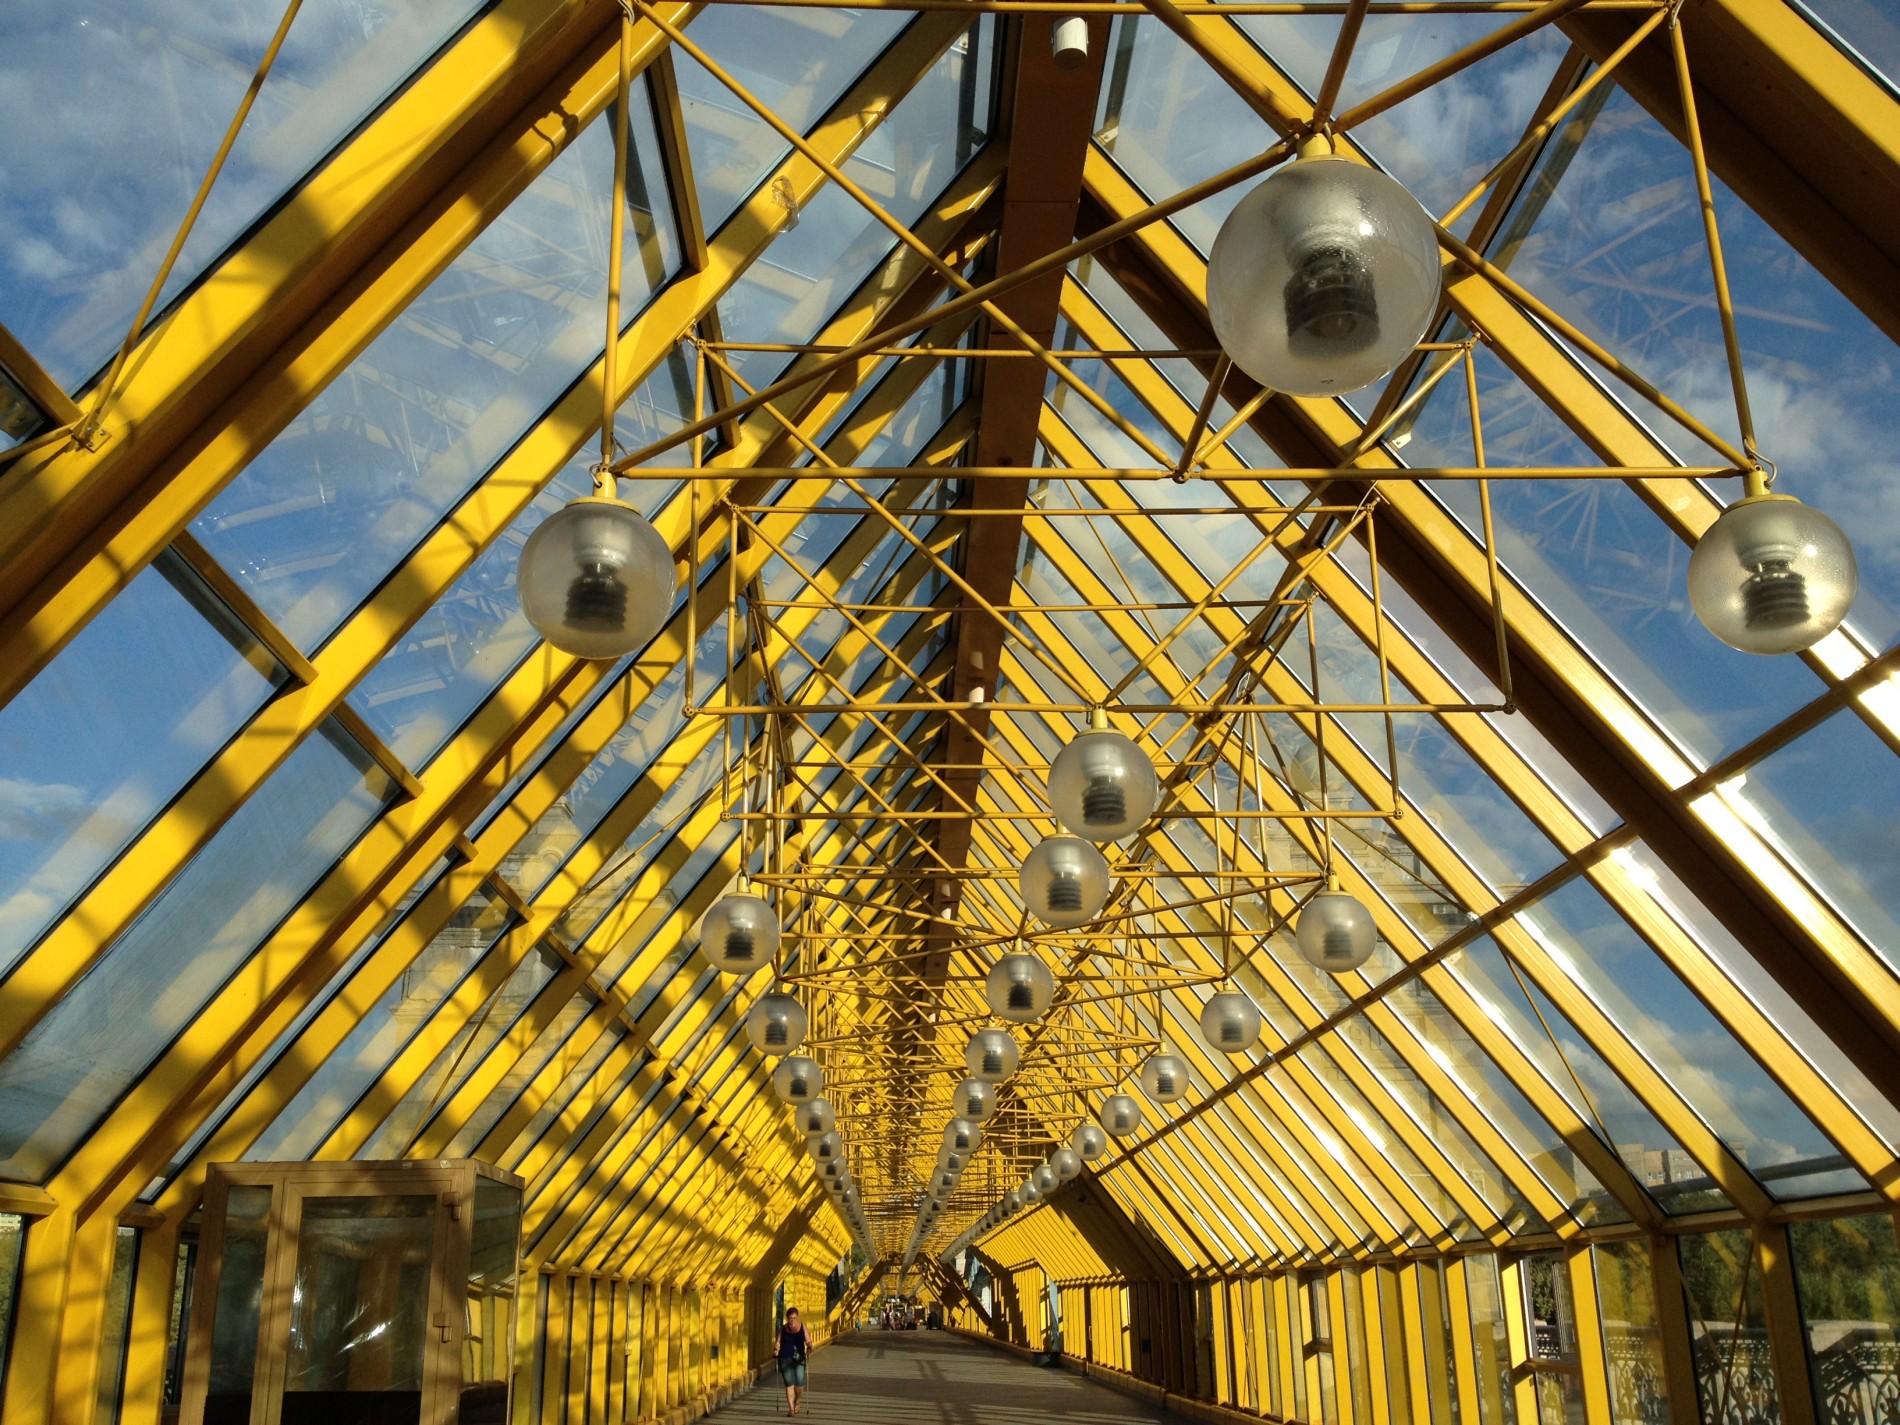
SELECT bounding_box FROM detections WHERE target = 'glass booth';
[177,1160,524,1425]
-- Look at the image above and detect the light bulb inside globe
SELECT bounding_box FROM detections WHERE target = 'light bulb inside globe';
[955,1077,996,1123]
[1032,1164,1059,1194]
[518,497,679,659]
[1688,491,1856,655]
[1295,885,1377,972]
[1071,1121,1110,1161]
[798,1098,836,1138]
[1050,1147,1082,1181]
[984,952,1056,1024]
[965,1027,1021,1082]
[745,991,809,1055]
[809,1130,842,1162]
[1139,1052,1189,1105]
[698,887,780,974]
[1049,716,1160,842]
[772,1055,823,1106]
[1019,835,1111,928]
[1200,990,1263,1056]
[943,1117,981,1154]
[1206,139,1441,398]
[1101,1092,1145,1138]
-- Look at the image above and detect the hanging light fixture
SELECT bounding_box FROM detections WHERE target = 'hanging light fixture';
[1021,1179,1043,1205]
[772,1055,823,1106]
[939,1147,969,1174]
[1019,836,1110,928]
[943,1117,982,1155]
[1071,1122,1110,1161]
[1294,881,1377,972]
[1048,710,1160,842]
[965,1027,1021,1082]
[1031,1163,1059,1195]
[1207,135,1441,398]
[1138,1052,1189,1105]
[1100,1093,1144,1138]
[809,1130,843,1163]
[796,1098,836,1139]
[984,950,1056,1024]
[1688,479,1857,655]
[696,881,780,974]
[745,991,809,1055]
[519,500,678,661]
[1200,991,1263,1055]
[1050,1148,1082,1182]
[953,1078,997,1123]
[1004,1190,1023,1214]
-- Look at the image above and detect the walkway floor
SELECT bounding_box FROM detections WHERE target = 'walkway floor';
[710,1330,1199,1424]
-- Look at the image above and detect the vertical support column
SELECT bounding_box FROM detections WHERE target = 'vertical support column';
[541,1275,571,1423]
[1399,1263,1435,1425]
[1500,1255,1541,1425]
[118,1218,181,1425]
[1566,1245,1615,1425]
[1445,1258,1486,1425]
[1757,1225,1819,1425]
[1648,1238,1701,1425]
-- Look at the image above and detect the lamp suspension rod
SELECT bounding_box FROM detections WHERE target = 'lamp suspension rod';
[1668,10,1758,468]
[597,2,639,490]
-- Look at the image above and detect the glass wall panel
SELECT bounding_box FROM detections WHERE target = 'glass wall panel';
[0,1212,22,1388]
[1679,1229,1780,1425]
[95,1225,140,1425]
[191,93,670,654]
[1595,1238,1671,1425]
[1525,1253,1587,1425]
[0,721,392,1180]
[1789,1213,1900,1425]
[0,0,488,389]
[1466,1255,1510,1425]
[243,892,519,1162]
[206,1184,272,1422]
[0,559,278,978]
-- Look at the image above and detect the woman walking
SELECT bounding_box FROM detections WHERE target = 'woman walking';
[778,1306,812,1416]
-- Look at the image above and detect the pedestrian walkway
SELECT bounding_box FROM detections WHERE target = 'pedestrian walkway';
[709,1329,1200,1424]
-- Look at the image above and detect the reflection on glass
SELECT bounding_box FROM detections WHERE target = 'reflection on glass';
[284,1195,436,1424]
[1524,1252,1587,1425]
[1415,1258,1461,1425]
[0,559,277,979]
[0,722,391,1181]
[1594,1239,1670,1425]
[0,1212,23,1387]
[1789,1214,1900,1425]
[1796,0,1900,90]
[1679,1229,1780,1425]
[462,1179,523,1425]
[206,1185,272,1425]
[96,1224,140,1425]
[1464,1255,1509,1425]
[0,0,487,390]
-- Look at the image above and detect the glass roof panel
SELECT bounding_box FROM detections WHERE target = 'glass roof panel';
[0,0,489,390]
[0,718,394,1180]
[189,83,676,653]
[0,558,279,978]
[1515,875,1868,1201]
[447,1019,627,1162]
[1796,0,1900,91]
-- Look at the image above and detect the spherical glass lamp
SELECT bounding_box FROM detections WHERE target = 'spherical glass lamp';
[984,953,1056,1024]
[1071,1121,1110,1161]
[939,1147,968,1173]
[518,497,678,659]
[1019,835,1110,927]
[796,1098,836,1139]
[745,991,808,1055]
[1138,1052,1189,1105]
[772,1055,823,1106]
[1031,1164,1059,1195]
[697,885,780,975]
[1200,991,1263,1055]
[1021,1179,1042,1205]
[1295,884,1377,972]
[1688,491,1857,655]
[1207,140,1441,398]
[1004,1190,1023,1214]
[809,1130,843,1163]
[935,1169,958,1195]
[954,1077,997,1123]
[821,1157,844,1181]
[1100,1093,1144,1138]
[965,1027,1021,1082]
[943,1117,982,1155]
[1050,1147,1082,1182]
[1049,716,1160,842]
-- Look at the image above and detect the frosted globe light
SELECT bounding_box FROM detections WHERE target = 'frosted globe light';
[1688,492,1857,655]
[1019,836,1111,927]
[518,497,677,659]
[943,1117,982,1155]
[1050,1147,1082,1182]
[1207,140,1441,398]
[797,1098,836,1139]
[809,1130,843,1163]
[965,1027,1021,1082]
[1049,719,1160,842]
[1139,1052,1190,1105]
[821,1157,844,1181]
[935,1170,958,1195]
[984,953,1056,1024]
[954,1078,997,1123]
[1100,1093,1144,1138]
[939,1147,968,1173]
[1004,1190,1023,1214]
[697,887,780,975]
[1031,1164,1059,1195]
[1071,1122,1110,1161]
[772,1055,823,1106]
[1200,991,1263,1056]
[745,992,809,1054]
[1021,1179,1042,1205]
[1295,886,1377,972]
